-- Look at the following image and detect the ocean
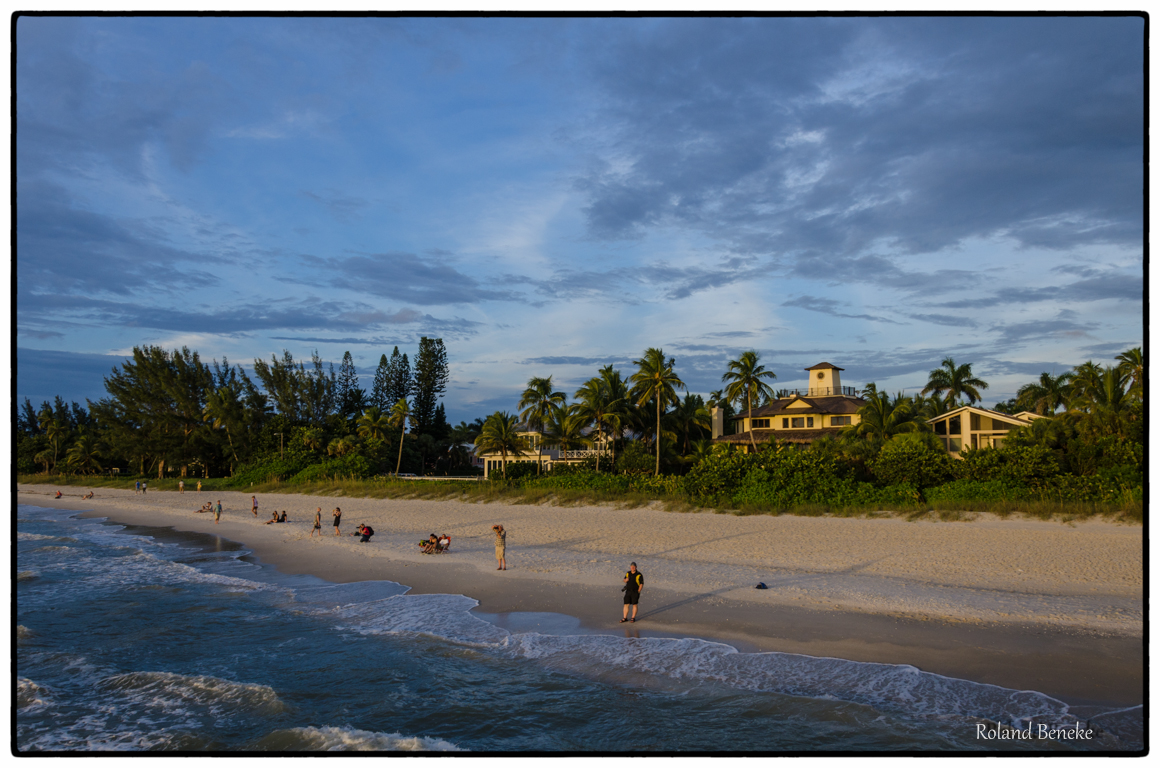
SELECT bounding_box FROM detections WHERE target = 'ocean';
[15,504,1143,753]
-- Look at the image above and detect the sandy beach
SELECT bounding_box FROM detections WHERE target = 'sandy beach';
[18,484,1144,708]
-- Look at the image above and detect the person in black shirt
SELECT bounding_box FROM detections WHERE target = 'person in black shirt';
[621,562,644,623]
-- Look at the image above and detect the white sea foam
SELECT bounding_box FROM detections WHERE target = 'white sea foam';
[18,571,39,581]
[17,625,32,639]
[254,725,462,752]
[18,532,76,542]
[17,678,53,710]
[330,594,509,646]
[98,671,286,717]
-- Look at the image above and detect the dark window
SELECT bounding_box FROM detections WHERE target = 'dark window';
[949,415,961,435]
[782,418,789,428]
[831,416,851,427]
[970,413,981,431]
[934,419,947,436]
[806,417,814,428]
[791,417,805,428]
[753,418,770,429]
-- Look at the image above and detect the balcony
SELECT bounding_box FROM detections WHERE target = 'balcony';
[776,386,859,398]
[558,449,613,460]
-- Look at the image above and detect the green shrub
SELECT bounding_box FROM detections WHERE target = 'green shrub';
[870,438,954,488]
[926,478,1030,503]
[614,441,657,474]
[683,447,756,501]
[289,454,373,483]
[230,455,314,486]
[955,445,1061,484]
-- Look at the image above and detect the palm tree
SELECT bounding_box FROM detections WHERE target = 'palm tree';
[388,398,413,476]
[327,436,358,457]
[356,407,391,441]
[1067,361,1104,409]
[846,386,919,442]
[721,351,777,452]
[203,386,244,468]
[474,411,528,479]
[672,393,712,454]
[44,417,70,473]
[543,404,590,454]
[573,372,624,471]
[922,357,989,406]
[628,348,686,476]
[66,431,103,474]
[1116,347,1143,400]
[1016,372,1074,415]
[1075,366,1133,438]
[913,390,953,422]
[518,376,566,474]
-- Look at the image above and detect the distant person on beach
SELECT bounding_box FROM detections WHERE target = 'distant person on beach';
[196,502,211,513]
[265,510,279,525]
[83,491,94,500]
[350,524,374,543]
[252,496,259,517]
[279,511,288,523]
[311,508,322,537]
[214,501,222,524]
[333,507,342,536]
[621,563,644,623]
[197,480,202,493]
[179,480,184,493]
[142,482,147,494]
[135,481,141,494]
[492,525,506,570]
[55,491,63,499]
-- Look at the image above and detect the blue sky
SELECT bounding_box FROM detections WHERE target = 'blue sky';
[16,15,1144,421]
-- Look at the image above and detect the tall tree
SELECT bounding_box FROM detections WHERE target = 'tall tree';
[388,398,413,476]
[356,407,391,441]
[543,404,589,454]
[518,376,567,474]
[370,354,391,412]
[1016,372,1074,415]
[385,347,412,409]
[336,351,365,421]
[203,386,245,471]
[412,337,449,436]
[721,351,777,452]
[846,385,920,442]
[628,348,686,476]
[1116,347,1143,400]
[573,368,625,471]
[922,357,989,406]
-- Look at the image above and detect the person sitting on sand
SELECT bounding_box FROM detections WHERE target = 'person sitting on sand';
[196,502,212,513]
[350,524,374,543]
[55,491,62,499]
[438,535,450,552]
[279,511,288,523]
[264,510,279,525]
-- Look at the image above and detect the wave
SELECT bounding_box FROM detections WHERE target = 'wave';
[253,725,462,752]
[99,672,287,717]
[18,571,39,581]
[18,532,77,543]
[17,625,32,639]
[17,678,53,710]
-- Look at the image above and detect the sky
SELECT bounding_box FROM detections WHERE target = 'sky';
[14,15,1145,423]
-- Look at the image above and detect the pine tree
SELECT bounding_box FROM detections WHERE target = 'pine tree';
[371,354,390,412]
[385,347,412,409]
[336,351,365,420]
[413,337,449,436]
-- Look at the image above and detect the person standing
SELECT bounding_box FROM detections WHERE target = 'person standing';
[332,507,342,536]
[492,524,507,570]
[142,481,147,494]
[214,500,222,525]
[179,479,185,494]
[311,508,322,538]
[135,481,141,495]
[197,480,202,493]
[251,496,259,517]
[621,563,644,623]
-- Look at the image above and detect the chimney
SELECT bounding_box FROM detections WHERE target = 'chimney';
[711,406,724,439]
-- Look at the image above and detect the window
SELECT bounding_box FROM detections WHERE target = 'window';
[933,419,947,436]
[782,418,789,428]
[791,417,805,428]
[948,415,961,435]
[831,416,851,427]
[970,413,981,431]
[752,419,770,429]
[807,417,814,428]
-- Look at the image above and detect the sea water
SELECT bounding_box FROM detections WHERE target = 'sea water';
[15,504,1143,753]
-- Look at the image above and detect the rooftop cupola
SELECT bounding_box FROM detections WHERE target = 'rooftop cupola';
[805,362,845,397]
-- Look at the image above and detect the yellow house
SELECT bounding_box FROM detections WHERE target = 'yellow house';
[712,363,865,450]
[476,429,613,478]
[926,406,1041,458]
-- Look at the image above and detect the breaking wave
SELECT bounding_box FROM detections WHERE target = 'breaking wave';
[253,726,462,752]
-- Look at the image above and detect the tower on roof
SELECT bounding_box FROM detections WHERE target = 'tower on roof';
[805,362,844,397]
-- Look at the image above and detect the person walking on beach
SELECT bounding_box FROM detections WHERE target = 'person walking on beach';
[214,501,222,524]
[252,496,259,517]
[197,480,202,493]
[135,481,141,495]
[621,563,644,623]
[179,480,185,494]
[492,524,507,570]
[332,507,342,536]
[142,481,147,494]
[311,508,322,538]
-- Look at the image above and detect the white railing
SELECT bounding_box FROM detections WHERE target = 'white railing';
[558,449,613,460]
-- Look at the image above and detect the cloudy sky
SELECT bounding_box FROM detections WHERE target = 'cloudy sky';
[16,15,1144,421]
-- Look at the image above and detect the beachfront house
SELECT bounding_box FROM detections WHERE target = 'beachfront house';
[926,406,1042,458]
[476,427,613,478]
[712,363,865,450]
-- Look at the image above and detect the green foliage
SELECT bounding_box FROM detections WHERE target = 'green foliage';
[870,436,954,488]
[925,479,1030,503]
[954,445,1060,484]
[682,445,754,500]
[614,441,658,475]
[230,455,314,486]
[289,454,373,483]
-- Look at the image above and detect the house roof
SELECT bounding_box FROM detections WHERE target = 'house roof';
[805,362,844,371]
[925,405,1042,426]
[714,428,841,444]
[734,394,864,419]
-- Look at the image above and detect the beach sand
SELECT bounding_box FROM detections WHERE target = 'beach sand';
[18,484,1144,708]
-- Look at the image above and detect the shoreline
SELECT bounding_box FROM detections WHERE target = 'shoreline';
[18,485,1144,709]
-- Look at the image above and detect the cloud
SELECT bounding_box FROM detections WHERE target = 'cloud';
[303,251,519,305]
[300,189,370,222]
[503,258,768,303]
[521,356,627,366]
[991,310,1093,346]
[931,269,1142,309]
[782,295,901,324]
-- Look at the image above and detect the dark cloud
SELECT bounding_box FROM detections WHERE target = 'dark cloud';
[503,258,767,303]
[932,269,1141,309]
[782,295,901,324]
[521,356,627,366]
[304,252,519,305]
[20,293,476,337]
[991,310,1092,346]
[906,313,978,328]
[575,17,1143,263]
[300,189,370,222]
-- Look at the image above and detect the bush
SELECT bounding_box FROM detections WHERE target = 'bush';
[614,441,657,474]
[289,454,373,483]
[926,479,1030,503]
[955,445,1060,484]
[230,455,314,486]
[870,438,954,488]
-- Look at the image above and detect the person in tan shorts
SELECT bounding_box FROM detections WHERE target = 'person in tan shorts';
[492,524,506,570]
